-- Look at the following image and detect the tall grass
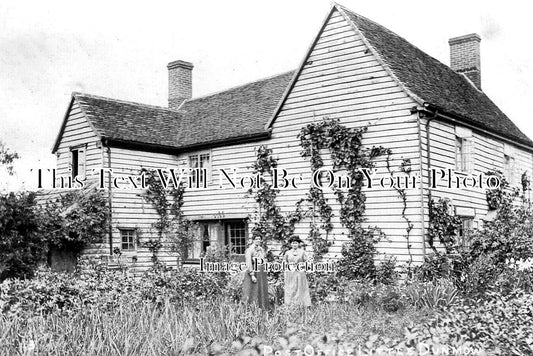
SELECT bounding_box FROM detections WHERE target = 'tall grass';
[0,298,428,355]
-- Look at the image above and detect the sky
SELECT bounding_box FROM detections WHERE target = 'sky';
[1,0,532,191]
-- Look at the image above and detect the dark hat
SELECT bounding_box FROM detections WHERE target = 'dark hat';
[288,235,303,244]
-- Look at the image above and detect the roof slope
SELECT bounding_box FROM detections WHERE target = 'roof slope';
[74,94,183,148]
[177,71,294,147]
[66,71,294,151]
[54,5,532,153]
[338,5,533,146]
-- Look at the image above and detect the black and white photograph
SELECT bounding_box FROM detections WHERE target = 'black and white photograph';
[1,1,532,354]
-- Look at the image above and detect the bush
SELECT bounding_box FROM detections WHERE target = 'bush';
[0,192,46,280]
[0,262,227,317]
[428,291,533,354]
[375,255,398,285]
[337,228,380,280]
[0,189,108,281]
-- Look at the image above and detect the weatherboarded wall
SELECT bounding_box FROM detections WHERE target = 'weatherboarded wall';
[419,117,533,235]
[51,101,108,259]
[171,8,424,264]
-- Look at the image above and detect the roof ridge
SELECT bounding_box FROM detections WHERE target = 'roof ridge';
[337,5,486,104]
[72,92,182,113]
[338,5,450,74]
[182,70,295,104]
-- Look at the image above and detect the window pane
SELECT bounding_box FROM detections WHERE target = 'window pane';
[455,138,463,171]
[189,155,199,186]
[227,221,246,255]
[120,230,135,250]
[71,150,79,179]
[457,219,473,247]
[186,224,205,259]
[199,153,210,186]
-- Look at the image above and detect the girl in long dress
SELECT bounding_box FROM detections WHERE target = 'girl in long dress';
[284,236,312,306]
[242,236,269,309]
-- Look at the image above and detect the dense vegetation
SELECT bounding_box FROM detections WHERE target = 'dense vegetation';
[0,189,108,281]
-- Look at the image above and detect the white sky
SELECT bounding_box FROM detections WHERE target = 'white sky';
[1,0,532,191]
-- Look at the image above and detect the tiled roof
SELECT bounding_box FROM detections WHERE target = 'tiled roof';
[74,94,183,148]
[338,5,533,147]
[55,5,532,153]
[176,71,294,147]
[69,70,295,151]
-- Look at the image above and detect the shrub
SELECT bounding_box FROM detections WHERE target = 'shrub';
[0,263,227,317]
[337,228,381,280]
[42,189,108,252]
[430,291,533,354]
[374,284,405,312]
[489,258,533,295]
[0,192,46,280]
[0,189,108,281]
[307,272,343,303]
[374,255,398,285]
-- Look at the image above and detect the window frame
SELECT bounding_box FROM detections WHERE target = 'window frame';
[503,143,517,185]
[456,217,474,248]
[454,126,473,174]
[184,219,248,263]
[188,150,211,188]
[225,220,248,257]
[70,144,86,180]
[119,228,137,252]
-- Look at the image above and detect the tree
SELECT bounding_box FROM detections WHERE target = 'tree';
[0,191,46,280]
[0,141,19,175]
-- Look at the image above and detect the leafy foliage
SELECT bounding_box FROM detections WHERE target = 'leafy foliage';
[299,117,388,269]
[427,198,462,253]
[0,189,108,281]
[0,142,19,176]
[248,145,303,248]
[0,192,45,280]
[0,262,226,316]
[141,169,194,265]
[43,189,108,251]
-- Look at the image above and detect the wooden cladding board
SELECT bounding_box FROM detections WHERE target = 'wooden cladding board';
[418,117,533,252]
[168,9,423,265]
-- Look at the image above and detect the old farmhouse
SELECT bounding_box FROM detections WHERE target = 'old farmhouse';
[49,4,533,270]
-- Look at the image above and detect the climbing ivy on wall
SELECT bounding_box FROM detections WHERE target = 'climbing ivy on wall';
[142,168,194,266]
[248,145,303,251]
[298,117,389,275]
[427,198,462,254]
[385,154,414,264]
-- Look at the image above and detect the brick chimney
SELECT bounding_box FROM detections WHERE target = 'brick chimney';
[449,34,481,90]
[167,60,193,109]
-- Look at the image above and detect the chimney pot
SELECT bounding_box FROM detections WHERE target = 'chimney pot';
[449,34,481,90]
[168,60,193,109]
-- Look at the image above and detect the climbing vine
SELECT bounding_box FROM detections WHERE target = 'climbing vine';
[298,117,388,275]
[142,168,194,265]
[385,154,414,264]
[248,145,304,253]
[427,198,462,254]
